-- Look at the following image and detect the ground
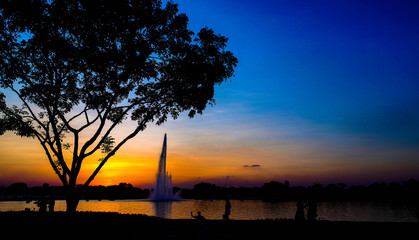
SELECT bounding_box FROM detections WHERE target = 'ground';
[1,211,416,239]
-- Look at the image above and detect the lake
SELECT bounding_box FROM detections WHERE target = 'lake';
[0,200,417,222]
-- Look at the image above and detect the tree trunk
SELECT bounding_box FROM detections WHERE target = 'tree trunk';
[65,188,80,213]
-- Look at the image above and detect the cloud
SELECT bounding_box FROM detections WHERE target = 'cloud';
[243,164,261,168]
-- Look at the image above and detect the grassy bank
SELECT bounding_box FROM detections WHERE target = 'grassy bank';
[1,211,416,239]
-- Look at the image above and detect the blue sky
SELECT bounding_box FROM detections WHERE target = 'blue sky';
[177,0,419,145]
[163,0,419,185]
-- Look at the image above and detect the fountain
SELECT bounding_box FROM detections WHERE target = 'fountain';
[150,134,178,201]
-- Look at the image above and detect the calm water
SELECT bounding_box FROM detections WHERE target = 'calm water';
[0,200,417,222]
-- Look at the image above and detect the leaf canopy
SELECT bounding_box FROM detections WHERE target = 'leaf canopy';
[0,0,237,192]
[0,0,238,132]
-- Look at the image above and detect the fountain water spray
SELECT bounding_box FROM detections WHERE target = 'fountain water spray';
[150,134,178,200]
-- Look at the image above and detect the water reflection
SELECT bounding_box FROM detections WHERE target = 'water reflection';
[0,200,416,222]
[153,201,172,218]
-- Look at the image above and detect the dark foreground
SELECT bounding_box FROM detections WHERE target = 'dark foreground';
[1,212,417,239]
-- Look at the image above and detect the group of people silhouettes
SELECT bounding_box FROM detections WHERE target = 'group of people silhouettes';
[191,198,318,222]
[36,196,55,213]
[191,199,231,223]
[295,200,317,222]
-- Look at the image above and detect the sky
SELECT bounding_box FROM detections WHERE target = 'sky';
[1,0,419,188]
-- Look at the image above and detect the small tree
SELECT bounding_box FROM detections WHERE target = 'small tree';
[0,0,237,212]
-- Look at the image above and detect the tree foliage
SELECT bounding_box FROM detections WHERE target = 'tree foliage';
[0,0,237,210]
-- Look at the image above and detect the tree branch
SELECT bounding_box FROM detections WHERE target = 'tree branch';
[34,134,68,186]
[82,104,137,158]
[43,102,71,176]
[83,116,150,186]
[78,109,108,159]
[77,108,105,132]
[7,84,48,133]
[77,90,127,158]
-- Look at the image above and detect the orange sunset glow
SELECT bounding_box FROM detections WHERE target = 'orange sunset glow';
[1,106,418,188]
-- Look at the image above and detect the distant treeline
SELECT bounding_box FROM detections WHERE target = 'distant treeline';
[0,182,149,201]
[1,179,419,202]
[182,179,419,202]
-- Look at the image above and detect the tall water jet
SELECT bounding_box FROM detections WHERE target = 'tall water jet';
[151,134,176,200]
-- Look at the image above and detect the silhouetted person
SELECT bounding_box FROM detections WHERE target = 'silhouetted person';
[36,197,47,213]
[191,211,206,224]
[223,199,231,220]
[48,196,55,213]
[307,200,317,222]
[295,201,306,222]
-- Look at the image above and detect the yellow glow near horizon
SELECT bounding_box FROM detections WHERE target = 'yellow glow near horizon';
[1,115,419,188]
[0,129,286,187]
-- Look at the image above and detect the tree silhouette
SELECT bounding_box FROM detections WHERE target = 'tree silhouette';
[0,0,237,212]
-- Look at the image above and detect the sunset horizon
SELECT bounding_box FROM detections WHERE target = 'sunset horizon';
[1,127,418,189]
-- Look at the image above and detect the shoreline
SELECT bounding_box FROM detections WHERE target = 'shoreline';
[1,211,417,239]
[1,210,417,222]
[2,199,417,223]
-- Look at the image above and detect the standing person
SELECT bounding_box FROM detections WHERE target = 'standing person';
[306,199,317,222]
[37,197,47,213]
[295,201,306,222]
[223,199,231,220]
[48,196,55,213]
